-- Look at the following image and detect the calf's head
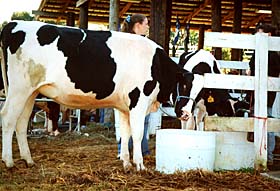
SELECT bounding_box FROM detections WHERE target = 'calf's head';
[173,71,204,121]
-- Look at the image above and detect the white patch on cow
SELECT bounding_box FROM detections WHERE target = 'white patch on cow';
[228,99,237,116]
[106,31,161,111]
[80,29,87,44]
[181,74,204,115]
[183,50,221,73]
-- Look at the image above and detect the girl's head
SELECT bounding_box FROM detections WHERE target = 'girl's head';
[121,14,149,35]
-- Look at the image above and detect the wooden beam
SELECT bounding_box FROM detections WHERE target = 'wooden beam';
[222,2,248,24]
[57,0,72,23]
[76,0,89,8]
[119,2,132,17]
[204,117,280,132]
[32,10,67,18]
[245,14,267,29]
[183,0,210,23]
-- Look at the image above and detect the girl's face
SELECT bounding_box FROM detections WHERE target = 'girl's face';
[134,18,149,35]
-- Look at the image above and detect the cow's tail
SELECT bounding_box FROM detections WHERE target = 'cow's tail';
[0,42,8,97]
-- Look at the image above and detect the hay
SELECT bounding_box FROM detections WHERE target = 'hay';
[0,123,279,191]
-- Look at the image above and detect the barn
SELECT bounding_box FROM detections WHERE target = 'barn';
[0,1,279,188]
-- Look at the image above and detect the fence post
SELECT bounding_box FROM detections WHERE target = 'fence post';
[254,33,269,171]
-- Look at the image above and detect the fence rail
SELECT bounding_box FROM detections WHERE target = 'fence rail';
[204,32,280,171]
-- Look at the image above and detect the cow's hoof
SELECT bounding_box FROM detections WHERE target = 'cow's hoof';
[19,158,35,168]
[2,159,14,168]
[136,163,146,171]
[123,161,133,173]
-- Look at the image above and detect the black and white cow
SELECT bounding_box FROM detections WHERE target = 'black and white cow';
[0,21,204,171]
[175,49,249,129]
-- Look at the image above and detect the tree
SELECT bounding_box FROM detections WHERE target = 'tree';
[11,11,34,21]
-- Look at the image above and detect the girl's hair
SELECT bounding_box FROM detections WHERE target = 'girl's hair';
[121,14,147,33]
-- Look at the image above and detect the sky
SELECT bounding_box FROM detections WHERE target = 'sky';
[0,0,41,23]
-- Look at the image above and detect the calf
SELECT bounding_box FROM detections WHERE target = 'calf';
[176,50,250,129]
[0,21,204,171]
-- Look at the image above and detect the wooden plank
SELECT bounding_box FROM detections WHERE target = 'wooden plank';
[205,32,280,51]
[204,117,280,132]
[205,32,256,49]
[203,74,255,90]
[269,36,280,51]
[203,74,280,92]
[218,60,249,70]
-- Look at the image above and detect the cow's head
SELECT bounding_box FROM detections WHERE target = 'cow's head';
[173,70,204,120]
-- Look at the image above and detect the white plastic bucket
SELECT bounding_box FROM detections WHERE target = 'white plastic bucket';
[214,132,254,170]
[156,129,216,174]
[148,109,162,135]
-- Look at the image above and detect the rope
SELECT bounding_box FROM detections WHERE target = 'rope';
[253,116,268,156]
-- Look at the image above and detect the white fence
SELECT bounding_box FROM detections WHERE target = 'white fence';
[203,32,280,170]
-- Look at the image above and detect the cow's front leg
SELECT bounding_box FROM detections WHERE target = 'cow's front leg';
[130,111,146,171]
[118,110,132,171]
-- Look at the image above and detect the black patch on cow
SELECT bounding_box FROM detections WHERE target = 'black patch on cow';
[213,60,220,74]
[151,48,181,102]
[128,87,140,110]
[192,62,211,75]
[178,50,199,67]
[1,22,25,55]
[200,89,236,116]
[37,25,59,46]
[36,25,116,99]
[143,80,156,96]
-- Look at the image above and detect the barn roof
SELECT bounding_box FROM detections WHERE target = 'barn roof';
[34,0,272,33]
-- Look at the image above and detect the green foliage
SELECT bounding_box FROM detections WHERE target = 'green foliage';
[222,48,231,60]
[189,31,199,46]
[0,21,8,31]
[11,11,34,21]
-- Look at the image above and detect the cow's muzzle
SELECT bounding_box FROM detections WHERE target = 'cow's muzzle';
[179,110,192,121]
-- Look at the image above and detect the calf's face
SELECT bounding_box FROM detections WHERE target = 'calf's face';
[173,71,204,120]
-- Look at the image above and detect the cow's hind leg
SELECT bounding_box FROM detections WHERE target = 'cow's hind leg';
[129,110,146,171]
[15,93,38,166]
[118,110,132,171]
[1,93,34,168]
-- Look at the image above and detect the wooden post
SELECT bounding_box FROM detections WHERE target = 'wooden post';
[272,0,280,35]
[198,24,205,50]
[254,33,269,171]
[211,0,222,59]
[67,12,75,27]
[109,0,120,31]
[231,0,242,61]
[79,1,88,29]
[150,0,172,53]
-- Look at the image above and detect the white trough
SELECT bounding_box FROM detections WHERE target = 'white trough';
[214,132,254,170]
[156,129,216,174]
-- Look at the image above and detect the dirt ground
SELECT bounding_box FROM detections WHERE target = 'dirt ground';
[1,123,280,191]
